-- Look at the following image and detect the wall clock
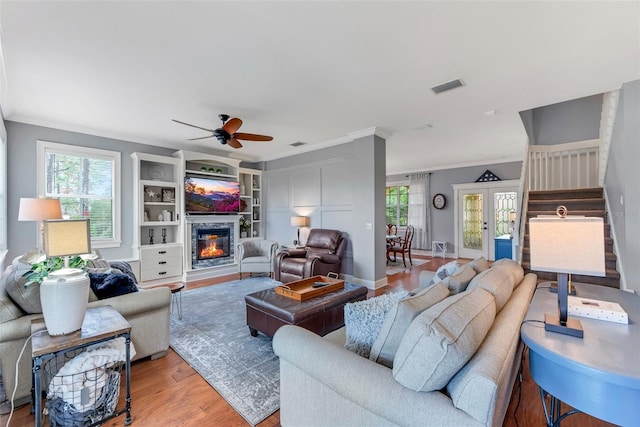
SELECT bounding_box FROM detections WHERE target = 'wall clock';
[433,193,446,209]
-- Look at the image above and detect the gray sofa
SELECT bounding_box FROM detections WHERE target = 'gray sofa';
[273,259,536,426]
[0,257,171,410]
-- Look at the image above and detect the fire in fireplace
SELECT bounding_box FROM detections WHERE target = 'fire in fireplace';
[197,228,230,261]
[190,221,236,270]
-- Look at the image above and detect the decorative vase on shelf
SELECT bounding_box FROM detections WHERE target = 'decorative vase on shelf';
[240,181,246,195]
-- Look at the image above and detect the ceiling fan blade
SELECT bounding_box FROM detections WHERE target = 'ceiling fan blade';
[172,119,215,133]
[222,117,243,134]
[234,132,273,141]
[227,137,243,149]
[188,135,214,141]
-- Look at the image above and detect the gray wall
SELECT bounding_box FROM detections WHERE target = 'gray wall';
[4,121,228,262]
[388,161,522,254]
[605,80,640,294]
[520,94,603,145]
[265,135,387,287]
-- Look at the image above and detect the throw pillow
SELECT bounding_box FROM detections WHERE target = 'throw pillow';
[392,288,496,392]
[88,272,139,300]
[429,260,460,285]
[466,264,515,312]
[369,283,449,368]
[467,257,490,274]
[3,256,42,314]
[344,291,409,358]
[490,258,524,288]
[444,264,476,294]
[0,262,25,322]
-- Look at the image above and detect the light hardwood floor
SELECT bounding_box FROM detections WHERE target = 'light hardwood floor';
[1,257,613,426]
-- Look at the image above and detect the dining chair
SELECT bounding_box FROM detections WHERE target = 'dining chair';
[386,225,414,267]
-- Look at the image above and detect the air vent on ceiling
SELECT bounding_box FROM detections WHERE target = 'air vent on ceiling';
[290,141,306,147]
[431,79,464,94]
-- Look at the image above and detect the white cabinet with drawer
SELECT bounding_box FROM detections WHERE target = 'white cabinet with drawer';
[139,244,183,283]
[132,152,184,285]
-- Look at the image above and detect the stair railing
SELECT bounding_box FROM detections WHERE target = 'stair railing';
[527,140,601,191]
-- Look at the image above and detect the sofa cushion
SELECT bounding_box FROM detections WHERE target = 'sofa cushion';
[344,291,408,358]
[468,257,491,274]
[443,264,476,294]
[466,264,515,312]
[3,256,42,314]
[490,258,524,288]
[369,283,449,368]
[0,263,25,322]
[88,272,139,300]
[392,288,496,392]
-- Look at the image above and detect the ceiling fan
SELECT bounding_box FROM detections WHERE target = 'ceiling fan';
[172,114,273,149]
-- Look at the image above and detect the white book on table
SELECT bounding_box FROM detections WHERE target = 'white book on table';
[568,295,628,324]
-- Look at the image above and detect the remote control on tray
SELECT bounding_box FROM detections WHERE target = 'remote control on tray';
[312,282,328,288]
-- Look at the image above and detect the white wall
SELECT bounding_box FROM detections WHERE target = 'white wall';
[265,134,387,288]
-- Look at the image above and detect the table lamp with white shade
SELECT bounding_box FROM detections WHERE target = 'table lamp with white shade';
[290,216,310,245]
[40,219,92,335]
[18,197,63,249]
[529,212,606,338]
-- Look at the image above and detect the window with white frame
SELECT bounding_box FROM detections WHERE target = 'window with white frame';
[385,184,409,226]
[37,141,121,248]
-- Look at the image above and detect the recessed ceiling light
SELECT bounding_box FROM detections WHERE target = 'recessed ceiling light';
[484,110,496,117]
[431,78,464,94]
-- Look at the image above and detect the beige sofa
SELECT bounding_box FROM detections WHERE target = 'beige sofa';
[273,259,536,426]
[0,258,171,410]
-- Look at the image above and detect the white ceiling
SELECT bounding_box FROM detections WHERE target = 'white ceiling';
[1,1,638,175]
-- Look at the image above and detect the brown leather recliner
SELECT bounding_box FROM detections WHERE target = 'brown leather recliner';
[274,229,346,283]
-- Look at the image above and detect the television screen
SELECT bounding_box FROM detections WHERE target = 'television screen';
[184,176,240,214]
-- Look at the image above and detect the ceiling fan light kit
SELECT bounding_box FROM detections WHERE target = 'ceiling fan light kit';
[172,114,273,149]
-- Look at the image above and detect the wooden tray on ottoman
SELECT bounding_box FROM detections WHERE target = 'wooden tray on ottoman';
[275,275,344,301]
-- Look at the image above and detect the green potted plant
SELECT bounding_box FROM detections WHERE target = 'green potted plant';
[22,254,87,287]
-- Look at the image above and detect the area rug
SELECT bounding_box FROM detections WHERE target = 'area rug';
[386,258,428,275]
[169,277,280,426]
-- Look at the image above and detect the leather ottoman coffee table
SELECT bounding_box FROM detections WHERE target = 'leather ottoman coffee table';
[245,282,367,338]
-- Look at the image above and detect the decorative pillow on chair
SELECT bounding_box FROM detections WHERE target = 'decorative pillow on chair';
[88,272,139,300]
[369,283,449,368]
[344,291,409,358]
[392,288,496,392]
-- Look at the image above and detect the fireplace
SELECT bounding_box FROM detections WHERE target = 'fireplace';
[190,221,236,270]
[197,228,230,260]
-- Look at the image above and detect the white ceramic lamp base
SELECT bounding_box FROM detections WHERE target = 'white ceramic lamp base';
[40,271,90,336]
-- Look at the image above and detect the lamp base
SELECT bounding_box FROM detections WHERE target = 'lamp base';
[544,313,583,338]
[548,282,577,295]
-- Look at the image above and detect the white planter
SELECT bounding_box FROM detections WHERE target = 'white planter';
[40,271,90,336]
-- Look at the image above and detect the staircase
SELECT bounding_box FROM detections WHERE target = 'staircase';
[521,187,620,288]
